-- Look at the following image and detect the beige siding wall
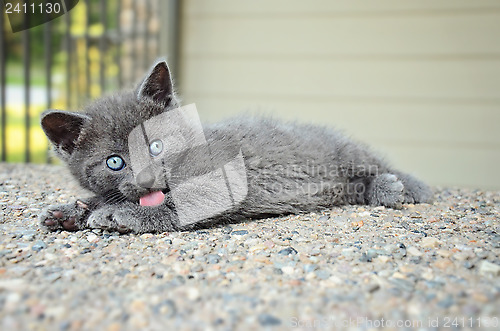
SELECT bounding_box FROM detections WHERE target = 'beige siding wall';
[178,0,500,190]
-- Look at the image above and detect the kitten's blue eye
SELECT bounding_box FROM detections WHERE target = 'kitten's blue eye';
[106,155,125,171]
[149,139,163,156]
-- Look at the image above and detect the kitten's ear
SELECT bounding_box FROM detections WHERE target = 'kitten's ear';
[137,60,176,105]
[40,110,90,157]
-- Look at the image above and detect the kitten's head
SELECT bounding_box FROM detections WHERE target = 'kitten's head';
[41,60,179,205]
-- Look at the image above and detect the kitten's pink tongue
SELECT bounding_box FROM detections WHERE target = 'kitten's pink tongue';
[139,191,165,207]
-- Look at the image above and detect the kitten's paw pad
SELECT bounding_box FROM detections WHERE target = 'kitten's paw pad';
[87,207,139,233]
[369,174,404,209]
[39,201,89,231]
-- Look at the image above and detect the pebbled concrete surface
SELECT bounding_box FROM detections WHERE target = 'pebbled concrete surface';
[0,163,499,330]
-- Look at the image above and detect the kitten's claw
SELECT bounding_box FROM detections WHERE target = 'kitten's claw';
[62,217,78,231]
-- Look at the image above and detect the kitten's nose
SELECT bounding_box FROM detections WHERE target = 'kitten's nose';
[137,168,155,188]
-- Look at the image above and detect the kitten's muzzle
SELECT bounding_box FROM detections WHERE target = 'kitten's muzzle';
[136,168,156,189]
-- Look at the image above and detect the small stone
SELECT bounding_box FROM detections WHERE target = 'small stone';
[409,256,421,264]
[22,232,36,241]
[0,250,12,258]
[191,264,203,273]
[305,272,316,280]
[437,249,452,258]
[130,299,146,312]
[341,247,355,258]
[249,244,266,253]
[278,247,298,255]
[206,254,220,264]
[195,256,207,262]
[86,233,99,243]
[44,273,61,283]
[258,313,281,326]
[393,243,407,259]
[463,261,475,269]
[231,230,248,236]
[366,283,380,293]
[475,249,489,260]
[367,249,384,259]
[420,237,441,248]
[407,247,423,257]
[154,300,176,318]
[281,266,294,275]
[478,261,500,276]
[303,264,318,273]
[392,271,407,279]
[377,256,390,264]
[421,270,434,280]
[315,269,331,280]
[273,268,283,275]
[437,295,455,309]
[318,215,329,221]
[390,277,414,292]
[263,240,275,249]
[116,269,131,277]
[221,226,232,234]
[454,252,472,261]
[32,241,47,252]
[186,287,200,301]
[308,248,321,256]
[433,259,454,270]
[59,321,71,331]
[359,253,372,263]
[471,291,490,303]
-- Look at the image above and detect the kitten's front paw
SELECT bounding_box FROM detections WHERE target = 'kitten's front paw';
[368,174,404,209]
[87,206,140,233]
[39,201,90,231]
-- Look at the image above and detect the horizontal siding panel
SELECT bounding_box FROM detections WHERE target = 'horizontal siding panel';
[183,14,500,56]
[180,1,500,189]
[183,95,500,146]
[184,0,500,16]
[381,145,500,190]
[181,59,500,99]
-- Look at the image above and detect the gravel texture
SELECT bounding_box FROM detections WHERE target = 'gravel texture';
[0,163,499,330]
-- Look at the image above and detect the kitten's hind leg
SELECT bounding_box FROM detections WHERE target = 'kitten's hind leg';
[395,172,433,204]
[362,172,432,208]
[365,173,405,208]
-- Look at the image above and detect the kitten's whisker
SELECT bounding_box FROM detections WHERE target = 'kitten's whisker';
[102,189,128,205]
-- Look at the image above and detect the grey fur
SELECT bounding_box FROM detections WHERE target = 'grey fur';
[39,60,433,233]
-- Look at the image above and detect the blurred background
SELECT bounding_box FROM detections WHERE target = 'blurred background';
[1,0,499,189]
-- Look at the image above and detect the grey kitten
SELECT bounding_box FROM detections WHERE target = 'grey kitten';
[39,60,432,233]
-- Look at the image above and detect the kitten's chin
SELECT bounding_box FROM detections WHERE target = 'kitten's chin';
[139,191,165,207]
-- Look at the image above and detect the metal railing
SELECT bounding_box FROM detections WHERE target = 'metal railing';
[0,0,179,163]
